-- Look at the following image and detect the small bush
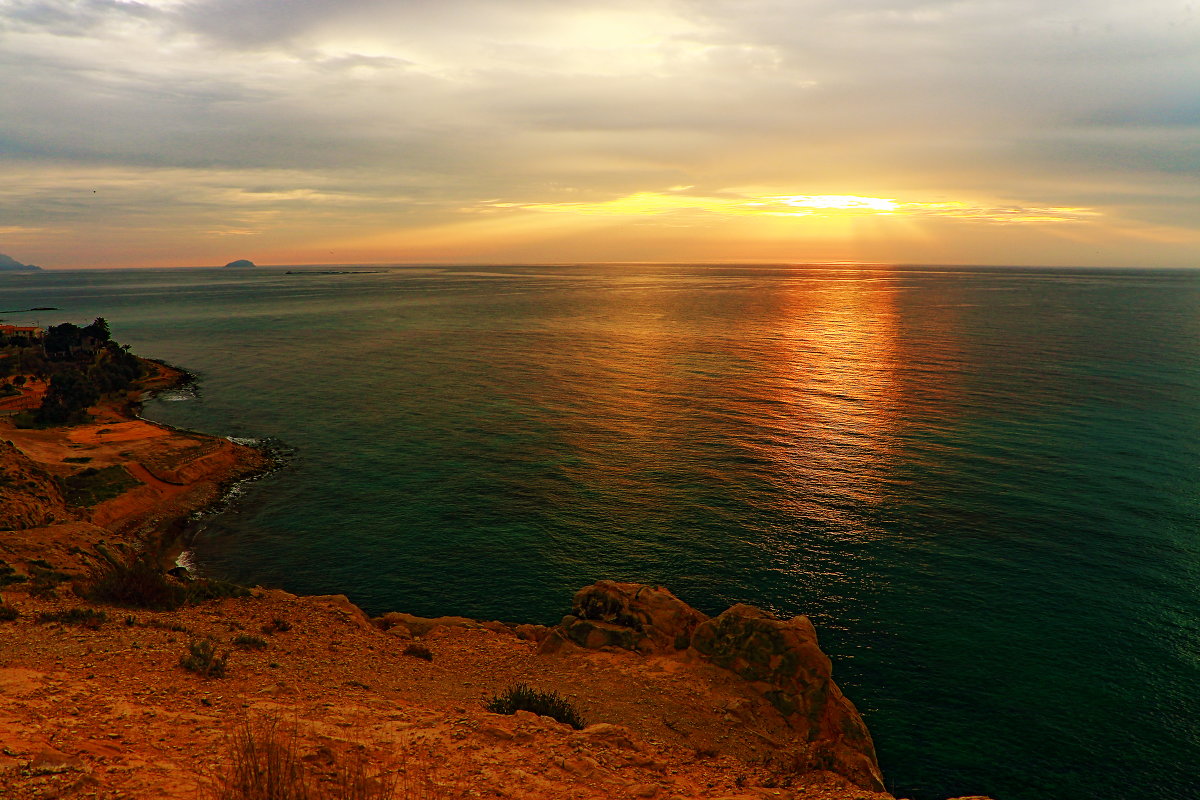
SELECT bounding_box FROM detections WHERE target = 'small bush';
[83,544,249,610]
[402,644,433,662]
[484,683,586,729]
[181,638,229,678]
[233,634,268,650]
[184,578,252,604]
[85,545,184,609]
[0,561,27,589]
[262,617,292,634]
[27,564,70,599]
[0,604,19,622]
[37,607,107,629]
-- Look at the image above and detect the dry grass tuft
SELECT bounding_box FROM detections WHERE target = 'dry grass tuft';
[210,717,313,800]
[206,715,452,800]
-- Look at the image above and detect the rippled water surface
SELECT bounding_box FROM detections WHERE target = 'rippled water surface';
[3,264,1198,800]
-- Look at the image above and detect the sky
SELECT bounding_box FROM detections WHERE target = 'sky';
[1,0,1197,268]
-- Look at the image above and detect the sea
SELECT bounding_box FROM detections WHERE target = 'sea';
[2,263,1197,800]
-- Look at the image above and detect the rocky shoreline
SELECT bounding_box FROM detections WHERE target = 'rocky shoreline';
[0,357,992,799]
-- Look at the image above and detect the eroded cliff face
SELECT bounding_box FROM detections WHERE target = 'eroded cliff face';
[538,581,884,792]
[0,440,71,530]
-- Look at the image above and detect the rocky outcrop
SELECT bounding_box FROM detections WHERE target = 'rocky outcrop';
[0,440,71,529]
[540,580,709,654]
[375,610,484,637]
[691,604,884,792]
[541,582,884,792]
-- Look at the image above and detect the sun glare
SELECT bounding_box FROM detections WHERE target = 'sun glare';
[492,191,1098,225]
[770,195,900,212]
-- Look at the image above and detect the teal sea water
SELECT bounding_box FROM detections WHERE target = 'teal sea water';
[2,264,1198,799]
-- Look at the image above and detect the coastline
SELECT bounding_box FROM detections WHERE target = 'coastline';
[0,351,989,800]
[0,356,269,572]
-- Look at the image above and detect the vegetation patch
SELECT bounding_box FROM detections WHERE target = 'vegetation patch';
[206,715,403,800]
[184,578,252,604]
[233,634,268,650]
[37,607,108,629]
[62,465,141,507]
[181,638,229,678]
[27,563,70,599]
[484,683,586,729]
[0,560,27,588]
[83,544,250,610]
[261,617,292,634]
[0,604,19,622]
[402,644,433,662]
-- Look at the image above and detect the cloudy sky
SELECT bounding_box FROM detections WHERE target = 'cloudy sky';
[1,0,1197,268]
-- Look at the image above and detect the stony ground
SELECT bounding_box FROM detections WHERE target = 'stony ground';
[0,584,899,800]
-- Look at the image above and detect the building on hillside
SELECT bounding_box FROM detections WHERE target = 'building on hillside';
[0,324,44,339]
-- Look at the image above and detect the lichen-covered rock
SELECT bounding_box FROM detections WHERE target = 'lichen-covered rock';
[690,604,883,792]
[562,581,708,654]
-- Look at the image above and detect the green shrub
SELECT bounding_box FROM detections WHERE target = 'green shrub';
[181,638,228,678]
[484,684,586,729]
[61,465,140,506]
[0,561,27,589]
[27,563,70,599]
[83,544,249,610]
[85,545,184,609]
[183,578,252,604]
[0,604,19,622]
[261,617,292,634]
[37,607,107,629]
[233,634,268,650]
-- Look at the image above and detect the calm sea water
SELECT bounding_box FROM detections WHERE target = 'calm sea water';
[2,264,1197,800]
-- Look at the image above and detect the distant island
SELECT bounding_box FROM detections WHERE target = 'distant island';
[0,254,44,272]
[223,259,256,268]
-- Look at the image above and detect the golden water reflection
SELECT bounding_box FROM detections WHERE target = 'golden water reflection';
[539,266,969,560]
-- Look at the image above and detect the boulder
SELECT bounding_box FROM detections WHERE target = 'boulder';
[690,604,883,792]
[373,611,480,636]
[559,581,708,654]
[305,594,373,631]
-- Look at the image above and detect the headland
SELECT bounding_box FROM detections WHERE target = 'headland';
[0,332,992,800]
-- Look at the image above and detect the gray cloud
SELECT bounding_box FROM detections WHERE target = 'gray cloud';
[1,0,1197,265]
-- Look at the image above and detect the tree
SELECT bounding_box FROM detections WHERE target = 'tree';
[83,317,111,342]
[34,370,100,425]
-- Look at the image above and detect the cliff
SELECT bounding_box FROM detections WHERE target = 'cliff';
[0,357,993,800]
